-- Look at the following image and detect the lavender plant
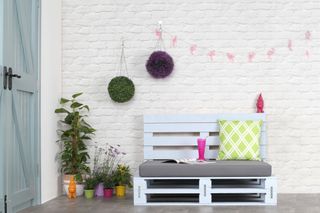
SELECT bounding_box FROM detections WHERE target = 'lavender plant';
[92,143,126,183]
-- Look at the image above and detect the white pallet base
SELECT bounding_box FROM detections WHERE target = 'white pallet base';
[134,176,277,206]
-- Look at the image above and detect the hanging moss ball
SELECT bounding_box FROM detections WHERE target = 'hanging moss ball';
[108,76,135,103]
[146,51,174,78]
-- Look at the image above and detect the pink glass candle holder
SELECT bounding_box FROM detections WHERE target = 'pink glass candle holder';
[197,138,206,161]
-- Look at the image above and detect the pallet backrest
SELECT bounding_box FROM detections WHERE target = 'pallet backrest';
[144,114,267,161]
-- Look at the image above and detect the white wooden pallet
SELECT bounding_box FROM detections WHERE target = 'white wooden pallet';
[134,114,277,206]
[134,176,277,206]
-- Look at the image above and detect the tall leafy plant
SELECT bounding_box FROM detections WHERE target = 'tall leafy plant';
[55,92,95,176]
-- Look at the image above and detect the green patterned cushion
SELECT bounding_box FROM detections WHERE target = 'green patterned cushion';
[217,120,263,161]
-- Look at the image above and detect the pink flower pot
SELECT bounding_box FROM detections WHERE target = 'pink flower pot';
[197,138,206,161]
[104,188,113,198]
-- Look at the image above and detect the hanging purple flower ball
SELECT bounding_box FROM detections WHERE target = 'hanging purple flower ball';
[146,51,174,78]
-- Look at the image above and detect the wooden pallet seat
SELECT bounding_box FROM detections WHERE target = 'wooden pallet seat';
[134,114,277,206]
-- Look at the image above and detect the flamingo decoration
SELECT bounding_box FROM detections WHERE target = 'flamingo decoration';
[171,36,177,47]
[256,93,264,113]
[190,44,197,55]
[288,39,293,51]
[155,29,161,39]
[305,50,310,58]
[208,50,216,61]
[305,31,311,40]
[267,48,275,60]
[227,52,235,62]
[248,52,256,62]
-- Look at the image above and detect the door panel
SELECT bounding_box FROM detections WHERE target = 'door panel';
[9,92,34,212]
[0,0,39,212]
[0,0,5,212]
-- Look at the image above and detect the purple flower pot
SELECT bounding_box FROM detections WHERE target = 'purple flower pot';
[95,182,104,197]
[104,188,113,198]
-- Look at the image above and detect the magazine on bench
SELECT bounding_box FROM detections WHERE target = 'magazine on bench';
[163,158,216,164]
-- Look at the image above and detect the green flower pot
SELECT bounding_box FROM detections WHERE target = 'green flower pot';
[84,189,94,199]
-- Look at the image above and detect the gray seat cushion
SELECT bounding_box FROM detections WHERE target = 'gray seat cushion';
[139,160,272,177]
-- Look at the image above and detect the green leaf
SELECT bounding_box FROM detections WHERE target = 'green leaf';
[71,102,83,109]
[54,108,70,114]
[81,136,91,140]
[80,105,89,111]
[72,92,83,99]
[60,98,70,104]
[80,126,95,134]
[64,113,74,124]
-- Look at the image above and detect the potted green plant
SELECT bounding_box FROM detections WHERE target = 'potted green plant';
[103,174,116,198]
[114,164,132,197]
[84,176,97,199]
[92,144,125,197]
[55,92,95,196]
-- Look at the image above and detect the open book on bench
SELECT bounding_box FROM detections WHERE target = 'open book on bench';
[163,158,216,164]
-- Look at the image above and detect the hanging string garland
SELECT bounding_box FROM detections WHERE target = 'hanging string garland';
[146,23,314,63]
[146,22,174,78]
[108,40,135,103]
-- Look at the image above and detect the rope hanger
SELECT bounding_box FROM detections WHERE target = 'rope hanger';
[117,38,130,78]
[154,21,166,51]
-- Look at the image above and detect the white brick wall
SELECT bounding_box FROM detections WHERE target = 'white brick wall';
[62,0,320,193]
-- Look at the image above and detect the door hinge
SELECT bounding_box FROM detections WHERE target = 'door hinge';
[4,195,7,213]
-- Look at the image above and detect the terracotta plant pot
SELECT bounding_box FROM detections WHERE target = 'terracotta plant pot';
[115,185,126,197]
[95,182,104,197]
[84,190,94,199]
[104,188,113,198]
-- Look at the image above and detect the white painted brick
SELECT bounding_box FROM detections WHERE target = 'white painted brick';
[62,0,320,193]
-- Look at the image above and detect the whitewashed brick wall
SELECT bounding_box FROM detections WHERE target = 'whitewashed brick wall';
[62,0,320,193]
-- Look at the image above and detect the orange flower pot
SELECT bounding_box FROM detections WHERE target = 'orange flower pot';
[115,185,126,197]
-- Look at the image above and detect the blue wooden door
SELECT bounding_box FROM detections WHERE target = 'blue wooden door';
[0,0,5,212]
[0,0,40,212]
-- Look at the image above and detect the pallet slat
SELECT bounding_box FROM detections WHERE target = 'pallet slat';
[145,136,267,146]
[211,188,267,194]
[144,149,217,160]
[145,189,200,194]
[145,123,266,132]
[144,114,266,123]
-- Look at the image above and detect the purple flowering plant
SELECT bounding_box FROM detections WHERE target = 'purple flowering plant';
[92,143,126,183]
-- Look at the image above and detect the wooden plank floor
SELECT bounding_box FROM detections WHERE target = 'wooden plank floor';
[20,193,320,213]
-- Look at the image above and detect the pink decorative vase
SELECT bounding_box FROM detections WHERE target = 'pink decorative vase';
[104,188,113,198]
[95,182,104,197]
[197,138,206,161]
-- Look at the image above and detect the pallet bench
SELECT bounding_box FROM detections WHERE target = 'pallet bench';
[133,114,277,206]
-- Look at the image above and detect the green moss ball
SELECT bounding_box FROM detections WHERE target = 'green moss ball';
[108,76,135,103]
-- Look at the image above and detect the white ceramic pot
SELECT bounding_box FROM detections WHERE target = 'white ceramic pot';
[64,184,84,196]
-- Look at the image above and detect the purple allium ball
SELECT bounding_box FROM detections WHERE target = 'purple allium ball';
[146,51,174,78]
